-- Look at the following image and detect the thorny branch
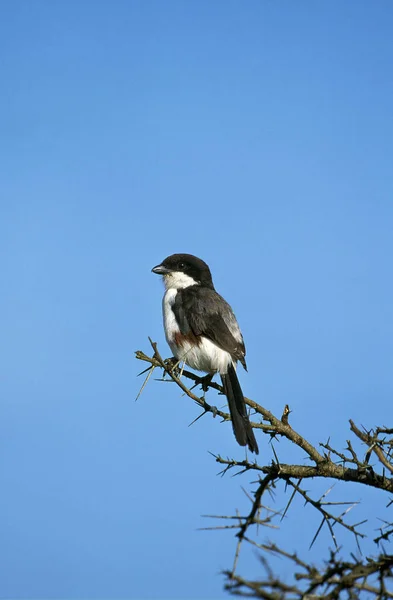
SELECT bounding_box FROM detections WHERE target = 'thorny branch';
[136,342,393,598]
[224,547,393,599]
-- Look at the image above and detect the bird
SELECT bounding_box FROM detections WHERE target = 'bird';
[152,253,259,454]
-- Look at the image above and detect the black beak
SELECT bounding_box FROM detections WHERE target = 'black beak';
[152,264,171,275]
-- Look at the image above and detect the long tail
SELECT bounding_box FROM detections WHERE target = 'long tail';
[220,363,259,454]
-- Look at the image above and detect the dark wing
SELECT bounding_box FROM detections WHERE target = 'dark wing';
[174,286,247,369]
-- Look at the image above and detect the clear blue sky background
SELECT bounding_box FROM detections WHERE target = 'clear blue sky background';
[1,1,392,598]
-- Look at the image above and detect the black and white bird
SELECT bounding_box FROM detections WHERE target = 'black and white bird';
[152,253,259,454]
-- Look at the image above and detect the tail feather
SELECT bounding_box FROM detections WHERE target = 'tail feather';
[220,363,259,454]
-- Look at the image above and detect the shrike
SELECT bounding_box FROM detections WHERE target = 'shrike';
[152,253,259,454]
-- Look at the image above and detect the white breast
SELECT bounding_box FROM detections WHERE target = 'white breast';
[162,288,232,374]
[162,288,179,350]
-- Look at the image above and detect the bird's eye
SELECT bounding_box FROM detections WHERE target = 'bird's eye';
[178,262,185,269]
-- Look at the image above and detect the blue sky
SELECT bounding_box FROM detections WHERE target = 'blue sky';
[1,1,393,598]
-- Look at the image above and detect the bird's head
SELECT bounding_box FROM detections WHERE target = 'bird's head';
[152,253,214,290]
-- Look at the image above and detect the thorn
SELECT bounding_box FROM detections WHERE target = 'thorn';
[188,411,209,427]
[135,365,156,401]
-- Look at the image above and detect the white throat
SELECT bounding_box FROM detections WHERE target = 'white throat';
[162,271,198,290]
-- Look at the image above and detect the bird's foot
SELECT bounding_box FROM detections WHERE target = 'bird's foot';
[199,373,214,393]
[164,357,184,379]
